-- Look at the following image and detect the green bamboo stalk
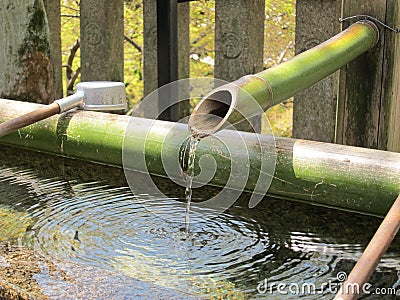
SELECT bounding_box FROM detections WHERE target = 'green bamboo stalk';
[188,21,379,134]
[0,99,399,216]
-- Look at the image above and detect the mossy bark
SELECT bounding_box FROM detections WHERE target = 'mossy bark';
[0,0,56,104]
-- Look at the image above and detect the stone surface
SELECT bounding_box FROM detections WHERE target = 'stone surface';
[293,0,340,142]
[43,0,62,98]
[0,244,200,300]
[214,0,264,81]
[80,0,124,82]
[214,0,265,132]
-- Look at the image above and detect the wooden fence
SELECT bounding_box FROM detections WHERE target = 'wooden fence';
[0,0,399,152]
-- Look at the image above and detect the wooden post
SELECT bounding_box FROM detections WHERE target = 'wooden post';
[336,1,400,152]
[143,0,158,98]
[143,0,190,119]
[177,2,191,118]
[293,0,340,142]
[0,0,56,104]
[80,0,124,82]
[43,0,62,98]
[379,1,400,152]
[214,0,265,132]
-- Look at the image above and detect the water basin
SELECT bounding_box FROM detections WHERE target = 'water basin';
[0,145,399,299]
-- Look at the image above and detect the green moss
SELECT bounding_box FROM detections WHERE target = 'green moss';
[18,0,50,58]
[0,206,34,243]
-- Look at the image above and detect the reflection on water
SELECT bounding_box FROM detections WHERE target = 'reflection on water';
[0,146,399,299]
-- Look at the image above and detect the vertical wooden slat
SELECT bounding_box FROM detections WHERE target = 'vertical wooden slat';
[293,0,340,143]
[156,0,178,90]
[43,0,63,98]
[0,0,56,104]
[143,0,158,98]
[178,3,190,81]
[378,0,400,152]
[80,0,124,82]
[155,0,179,121]
[142,0,190,119]
[214,0,265,132]
[177,2,191,118]
[336,1,387,149]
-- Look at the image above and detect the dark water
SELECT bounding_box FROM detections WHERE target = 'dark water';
[0,146,399,299]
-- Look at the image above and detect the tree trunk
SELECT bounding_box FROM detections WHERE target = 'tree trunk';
[0,0,56,104]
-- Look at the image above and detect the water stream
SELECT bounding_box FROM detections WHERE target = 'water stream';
[184,135,200,233]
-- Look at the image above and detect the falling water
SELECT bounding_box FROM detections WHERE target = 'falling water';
[184,135,200,233]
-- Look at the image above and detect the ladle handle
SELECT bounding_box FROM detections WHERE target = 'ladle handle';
[334,194,400,300]
[0,102,60,138]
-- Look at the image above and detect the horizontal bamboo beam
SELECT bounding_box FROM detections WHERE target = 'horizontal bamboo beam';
[0,98,399,216]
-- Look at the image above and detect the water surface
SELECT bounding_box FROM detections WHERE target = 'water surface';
[0,145,399,299]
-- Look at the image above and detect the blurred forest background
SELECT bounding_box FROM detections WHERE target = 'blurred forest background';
[60,0,295,136]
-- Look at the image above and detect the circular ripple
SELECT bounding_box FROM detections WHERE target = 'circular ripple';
[0,165,399,298]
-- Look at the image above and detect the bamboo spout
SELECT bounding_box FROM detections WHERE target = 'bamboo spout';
[188,21,379,134]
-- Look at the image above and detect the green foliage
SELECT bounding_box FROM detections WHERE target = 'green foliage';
[61,0,81,93]
[264,0,295,137]
[60,0,295,136]
[189,0,215,78]
[264,0,295,68]
[123,1,143,107]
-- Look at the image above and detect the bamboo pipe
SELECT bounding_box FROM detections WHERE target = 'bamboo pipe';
[334,194,400,300]
[0,99,399,216]
[188,21,379,134]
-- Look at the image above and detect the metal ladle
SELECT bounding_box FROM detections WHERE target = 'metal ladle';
[0,81,126,138]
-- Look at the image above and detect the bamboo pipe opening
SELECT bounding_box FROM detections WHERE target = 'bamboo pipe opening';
[188,87,236,134]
